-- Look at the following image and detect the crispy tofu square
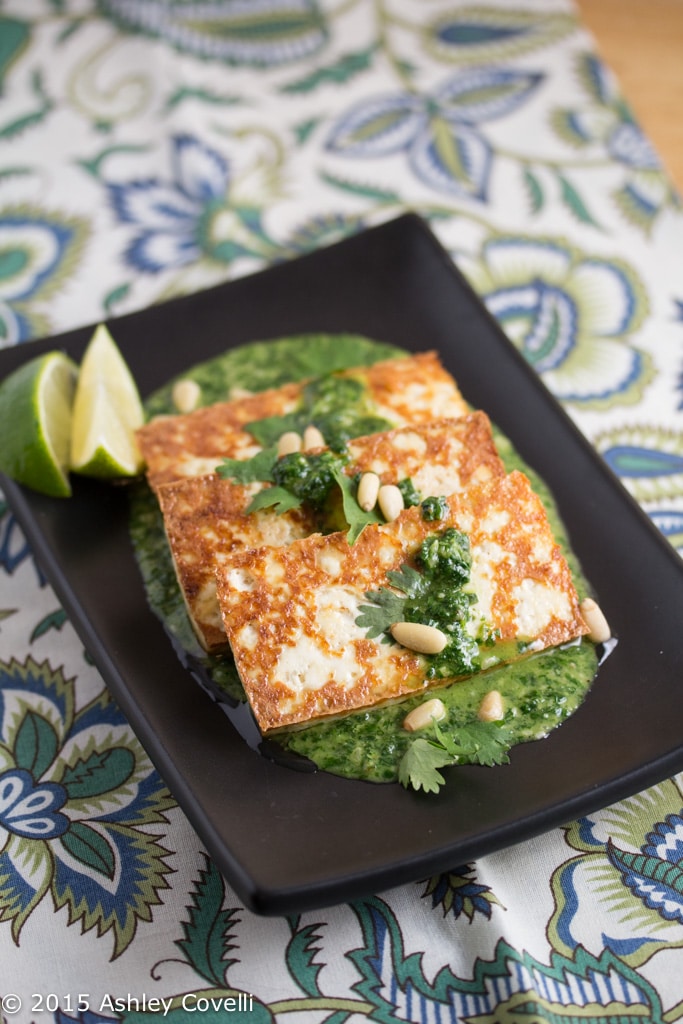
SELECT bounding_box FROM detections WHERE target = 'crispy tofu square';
[158,413,505,652]
[137,351,469,491]
[215,471,588,733]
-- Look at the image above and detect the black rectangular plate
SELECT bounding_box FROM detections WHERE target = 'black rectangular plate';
[3,214,683,915]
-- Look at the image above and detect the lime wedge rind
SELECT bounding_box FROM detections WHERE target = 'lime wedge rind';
[0,351,78,498]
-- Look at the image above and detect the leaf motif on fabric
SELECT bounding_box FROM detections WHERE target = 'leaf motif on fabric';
[0,16,31,89]
[522,166,544,213]
[280,44,377,94]
[97,0,328,67]
[285,917,326,997]
[14,711,59,779]
[423,7,574,65]
[613,178,672,235]
[592,424,683,503]
[30,609,68,643]
[421,865,503,921]
[326,94,423,156]
[434,67,544,124]
[60,820,117,880]
[576,52,616,107]
[176,854,241,987]
[557,172,602,227]
[60,747,136,800]
[411,120,492,199]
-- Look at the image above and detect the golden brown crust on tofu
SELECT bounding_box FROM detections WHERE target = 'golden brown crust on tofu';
[157,475,317,652]
[215,471,588,733]
[346,412,504,494]
[137,351,469,491]
[137,381,301,492]
[156,413,504,653]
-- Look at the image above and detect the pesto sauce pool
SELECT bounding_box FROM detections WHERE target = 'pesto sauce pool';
[130,334,600,786]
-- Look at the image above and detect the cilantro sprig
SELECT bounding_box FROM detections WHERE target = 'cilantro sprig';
[216,447,381,543]
[398,719,513,794]
[355,564,424,639]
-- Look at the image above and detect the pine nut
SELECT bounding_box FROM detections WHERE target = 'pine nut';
[580,597,611,643]
[378,483,405,522]
[357,471,380,512]
[403,697,447,732]
[477,689,504,722]
[303,424,325,450]
[172,378,201,414]
[277,431,302,457]
[390,621,448,654]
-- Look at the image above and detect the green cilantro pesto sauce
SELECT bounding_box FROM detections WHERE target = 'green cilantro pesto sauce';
[129,333,600,786]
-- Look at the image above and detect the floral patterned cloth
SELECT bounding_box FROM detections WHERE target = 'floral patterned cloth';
[2,0,683,1017]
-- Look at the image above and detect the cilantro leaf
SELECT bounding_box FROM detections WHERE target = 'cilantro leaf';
[386,563,425,599]
[436,720,513,767]
[355,563,426,639]
[216,446,278,484]
[246,485,303,515]
[397,737,453,794]
[355,587,407,639]
[398,718,513,794]
[331,463,382,544]
[245,412,302,447]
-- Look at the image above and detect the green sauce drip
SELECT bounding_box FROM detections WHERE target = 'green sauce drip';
[129,333,601,786]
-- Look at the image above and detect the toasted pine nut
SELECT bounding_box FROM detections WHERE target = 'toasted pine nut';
[303,424,325,450]
[228,386,254,400]
[390,621,448,654]
[277,431,303,457]
[172,378,201,414]
[378,483,405,522]
[580,597,611,643]
[403,697,447,733]
[357,471,380,512]
[478,689,504,722]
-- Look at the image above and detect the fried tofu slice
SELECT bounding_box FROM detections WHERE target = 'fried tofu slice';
[158,412,505,653]
[214,471,588,733]
[137,351,469,491]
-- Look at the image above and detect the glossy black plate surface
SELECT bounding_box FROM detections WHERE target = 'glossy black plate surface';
[3,214,683,915]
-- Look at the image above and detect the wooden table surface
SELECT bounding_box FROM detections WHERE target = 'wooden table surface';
[575,0,683,191]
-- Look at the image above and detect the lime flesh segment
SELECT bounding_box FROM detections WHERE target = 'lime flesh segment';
[70,324,145,478]
[0,351,78,497]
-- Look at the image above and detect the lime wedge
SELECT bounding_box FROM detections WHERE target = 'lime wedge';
[0,350,78,497]
[70,324,145,479]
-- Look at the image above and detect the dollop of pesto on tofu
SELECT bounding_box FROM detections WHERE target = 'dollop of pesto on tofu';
[356,524,491,680]
[409,528,482,679]
[245,371,394,452]
[271,449,347,511]
[420,494,449,522]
